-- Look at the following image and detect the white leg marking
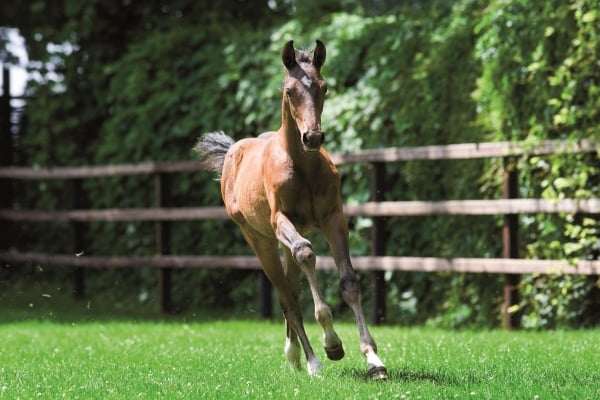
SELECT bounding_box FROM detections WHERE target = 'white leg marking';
[285,337,301,370]
[307,358,323,376]
[366,351,385,368]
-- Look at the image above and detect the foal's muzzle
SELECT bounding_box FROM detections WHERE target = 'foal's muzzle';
[302,131,324,152]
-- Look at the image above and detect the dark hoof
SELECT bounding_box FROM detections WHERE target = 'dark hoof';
[324,343,345,361]
[367,365,388,380]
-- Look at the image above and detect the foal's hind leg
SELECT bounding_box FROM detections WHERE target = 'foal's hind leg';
[284,320,301,370]
[239,226,322,375]
[283,248,344,362]
[282,252,301,370]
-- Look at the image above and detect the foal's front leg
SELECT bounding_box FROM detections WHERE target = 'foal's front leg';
[240,224,320,375]
[321,210,388,380]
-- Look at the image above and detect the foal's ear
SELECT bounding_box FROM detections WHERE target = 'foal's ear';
[313,40,326,70]
[282,40,297,70]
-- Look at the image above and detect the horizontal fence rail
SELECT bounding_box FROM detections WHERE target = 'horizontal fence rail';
[2,198,600,222]
[0,160,205,179]
[1,138,599,327]
[0,139,597,180]
[0,251,598,275]
[0,207,230,221]
[330,139,598,163]
[343,198,600,216]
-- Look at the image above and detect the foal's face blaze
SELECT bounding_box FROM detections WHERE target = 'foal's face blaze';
[281,40,328,152]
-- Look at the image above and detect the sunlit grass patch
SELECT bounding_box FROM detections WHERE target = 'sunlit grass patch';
[1,320,599,399]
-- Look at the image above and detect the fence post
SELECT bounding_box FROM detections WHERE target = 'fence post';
[370,162,387,325]
[71,179,86,299]
[155,173,172,313]
[502,157,521,329]
[0,67,12,250]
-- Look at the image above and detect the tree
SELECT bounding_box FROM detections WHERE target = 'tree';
[1,0,597,327]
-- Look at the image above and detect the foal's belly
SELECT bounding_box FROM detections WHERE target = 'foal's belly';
[221,139,274,236]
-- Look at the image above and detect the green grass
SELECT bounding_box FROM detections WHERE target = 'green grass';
[1,282,599,399]
[1,321,600,399]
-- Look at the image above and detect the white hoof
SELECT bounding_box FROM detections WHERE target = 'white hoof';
[307,359,323,376]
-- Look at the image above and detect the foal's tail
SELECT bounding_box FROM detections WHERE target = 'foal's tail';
[193,131,235,177]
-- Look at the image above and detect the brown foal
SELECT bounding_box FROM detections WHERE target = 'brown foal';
[195,40,387,379]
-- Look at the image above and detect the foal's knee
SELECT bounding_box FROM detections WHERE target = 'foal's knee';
[292,240,316,266]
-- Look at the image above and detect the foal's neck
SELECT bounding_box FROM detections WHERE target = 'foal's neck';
[279,100,311,161]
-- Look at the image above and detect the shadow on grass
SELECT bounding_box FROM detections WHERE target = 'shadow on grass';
[342,366,477,386]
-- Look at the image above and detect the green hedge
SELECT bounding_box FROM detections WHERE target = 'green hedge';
[6,0,599,328]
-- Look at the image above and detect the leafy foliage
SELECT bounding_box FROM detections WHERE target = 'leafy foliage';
[473,0,600,328]
[1,0,598,328]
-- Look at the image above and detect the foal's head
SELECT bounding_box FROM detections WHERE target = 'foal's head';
[281,40,327,152]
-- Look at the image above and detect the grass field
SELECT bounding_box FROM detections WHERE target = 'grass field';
[1,283,599,399]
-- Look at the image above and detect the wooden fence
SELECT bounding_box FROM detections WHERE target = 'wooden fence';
[1,139,599,329]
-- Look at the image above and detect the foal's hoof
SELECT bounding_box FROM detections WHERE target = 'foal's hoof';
[324,343,345,361]
[367,365,388,380]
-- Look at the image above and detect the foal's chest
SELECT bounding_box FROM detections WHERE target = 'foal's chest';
[276,165,339,231]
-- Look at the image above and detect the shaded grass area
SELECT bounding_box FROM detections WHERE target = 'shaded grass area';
[0,277,246,323]
[1,280,600,399]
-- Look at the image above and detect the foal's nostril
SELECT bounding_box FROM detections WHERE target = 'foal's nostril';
[302,132,310,146]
